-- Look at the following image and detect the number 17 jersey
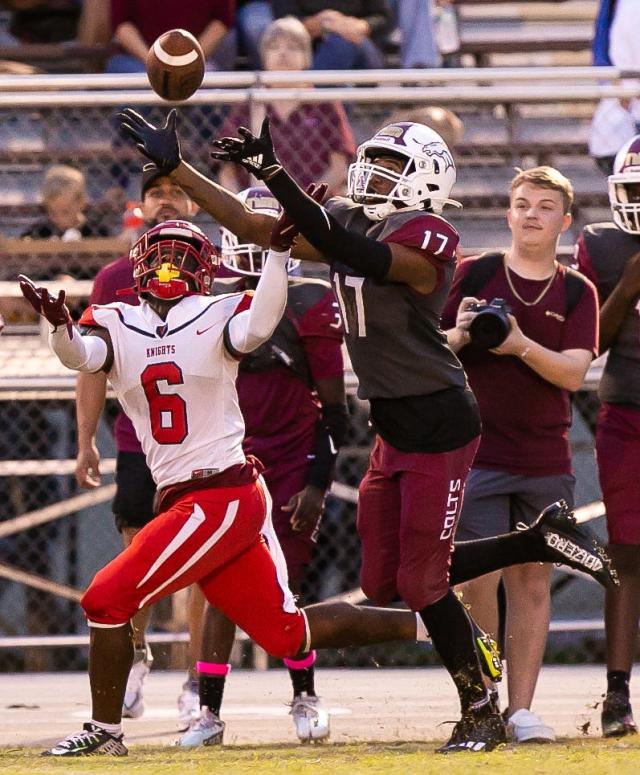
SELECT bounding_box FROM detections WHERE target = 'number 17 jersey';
[79,293,252,490]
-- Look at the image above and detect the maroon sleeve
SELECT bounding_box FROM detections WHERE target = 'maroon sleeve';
[560,275,599,355]
[382,214,460,264]
[298,289,344,382]
[573,235,599,286]
[440,257,473,329]
[110,0,132,30]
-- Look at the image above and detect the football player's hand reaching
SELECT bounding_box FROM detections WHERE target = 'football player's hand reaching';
[270,183,327,252]
[18,275,72,333]
[118,108,181,171]
[283,484,325,534]
[211,116,280,181]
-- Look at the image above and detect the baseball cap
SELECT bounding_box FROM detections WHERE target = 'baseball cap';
[140,163,172,198]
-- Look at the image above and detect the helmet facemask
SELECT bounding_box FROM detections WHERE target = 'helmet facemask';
[609,135,640,235]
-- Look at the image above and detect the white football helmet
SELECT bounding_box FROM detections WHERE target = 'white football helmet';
[609,134,640,234]
[220,187,300,276]
[347,121,460,220]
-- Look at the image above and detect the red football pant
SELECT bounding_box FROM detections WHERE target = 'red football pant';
[357,435,479,610]
[81,480,307,659]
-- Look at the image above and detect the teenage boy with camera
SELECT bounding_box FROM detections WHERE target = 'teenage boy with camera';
[443,166,599,744]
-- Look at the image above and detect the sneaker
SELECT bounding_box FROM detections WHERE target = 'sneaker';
[470,617,503,683]
[177,680,201,731]
[122,645,153,719]
[43,723,128,757]
[176,709,225,747]
[602,691,638,738]
[527,500,618,588]
[290,693,330,742]
[507,709,555,743]
[437,705,507,753]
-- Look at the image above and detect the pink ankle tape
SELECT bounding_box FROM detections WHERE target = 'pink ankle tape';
[196,661,231,676]
[283,651,316,670]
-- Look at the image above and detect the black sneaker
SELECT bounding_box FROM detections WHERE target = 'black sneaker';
[602,691,638,738]
[470,617,503,683]
[437,705,507,753]
[527,500,618,588]
[42,723,128,756]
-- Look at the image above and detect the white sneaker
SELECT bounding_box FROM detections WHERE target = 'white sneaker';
[290,693,330,743]
[122,646,152,719]
[508,709,555,743]
[177,681,201,731]
[176,710,225,747]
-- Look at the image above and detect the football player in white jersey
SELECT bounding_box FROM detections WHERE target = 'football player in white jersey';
[20,199,437,757]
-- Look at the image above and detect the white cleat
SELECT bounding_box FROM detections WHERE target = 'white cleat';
[177,681,201,731]
[122,646,152,719]
[290,693,330,743]
[176,710,225,747]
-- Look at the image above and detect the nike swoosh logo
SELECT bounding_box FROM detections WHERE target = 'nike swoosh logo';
[196,324,216,335]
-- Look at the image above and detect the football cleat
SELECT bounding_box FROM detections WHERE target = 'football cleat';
[177,679,201,731]
[507,709,555,743]
[176,709,225,747]
[526,500,618,588]
[122,645,152,719]
[601,691,638,738]
[43,723,128,757]
[437,705,507,754]
[470,617,502,683]
[290,693,330,743]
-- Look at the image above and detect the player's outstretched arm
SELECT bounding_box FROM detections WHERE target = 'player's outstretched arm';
[19,275,113,373]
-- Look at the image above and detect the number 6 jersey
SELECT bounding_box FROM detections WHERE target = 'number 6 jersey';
[79,292,253,489]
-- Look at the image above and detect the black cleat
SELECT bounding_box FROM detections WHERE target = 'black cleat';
[602,691,638,738]
[527,500,618,588]
[437,705,507,754]
[42,723,128,757]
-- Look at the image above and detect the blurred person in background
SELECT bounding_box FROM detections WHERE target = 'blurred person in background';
[443,167,599,745]
[589,0,640,175]
[216,16,356,197]
[235,0,274,70]
[106,0,236,73]
[21,165,110,241]
[574,134,640,738]
[75,164,206,730]
[272,1,393,71]
[177,186,346,747]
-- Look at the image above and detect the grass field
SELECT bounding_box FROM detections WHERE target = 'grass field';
[3,739,640,775]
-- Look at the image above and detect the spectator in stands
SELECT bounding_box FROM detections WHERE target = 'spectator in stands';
[216,16,355,196]
[2,0,82,44]
[272,1,393,70]
[106,1,236,73]
[21,165,109,241]
[443,166,599,744]
[394,0,439,69]
[235,0,274,70]
[589,0,640,174]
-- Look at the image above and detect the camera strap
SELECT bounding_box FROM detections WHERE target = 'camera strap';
[460,251,586,317]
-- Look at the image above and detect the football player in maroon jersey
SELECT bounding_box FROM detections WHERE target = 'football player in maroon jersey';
[575,134,640,738]
[118,108,617,753]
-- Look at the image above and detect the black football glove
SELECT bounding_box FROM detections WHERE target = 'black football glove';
[18,274,72,333]
[210,116,280,180]
[118,108,182,172]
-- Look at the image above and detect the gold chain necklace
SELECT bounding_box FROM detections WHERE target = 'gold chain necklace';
[504,257,558,307]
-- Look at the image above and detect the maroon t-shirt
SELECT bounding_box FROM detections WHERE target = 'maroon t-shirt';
[442,258,598,475]
[111,0,234,44]
[236,283,344,466]
[89,256,143,454]
[217,102,356,192]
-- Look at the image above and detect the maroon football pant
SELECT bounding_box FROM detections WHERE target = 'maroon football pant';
[357,434,479,610]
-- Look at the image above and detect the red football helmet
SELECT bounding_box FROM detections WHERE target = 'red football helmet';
[130,220,220,300]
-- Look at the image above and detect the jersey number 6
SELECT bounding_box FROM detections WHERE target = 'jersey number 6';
[141,362,188,445]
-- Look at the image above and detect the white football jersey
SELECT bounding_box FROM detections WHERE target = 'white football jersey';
[85,293,253,489]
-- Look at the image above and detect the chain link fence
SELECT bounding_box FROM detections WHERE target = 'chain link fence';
[1,73,635,670]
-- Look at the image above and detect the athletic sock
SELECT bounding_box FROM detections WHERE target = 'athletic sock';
[420,589,488,712]
[284,651,317,697]
[450,530,543,585]
[197,662,230,716]
[90,719,122,736]
[607,670,631,698]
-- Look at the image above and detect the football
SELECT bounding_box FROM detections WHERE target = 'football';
[145,28,205,102]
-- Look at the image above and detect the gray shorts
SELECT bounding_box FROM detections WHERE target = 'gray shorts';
[456,468,575,541]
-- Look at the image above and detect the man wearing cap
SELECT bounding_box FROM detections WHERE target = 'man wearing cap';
[74,165,202,728]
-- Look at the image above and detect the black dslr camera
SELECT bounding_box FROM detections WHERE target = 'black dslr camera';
[468,298,512,350]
